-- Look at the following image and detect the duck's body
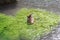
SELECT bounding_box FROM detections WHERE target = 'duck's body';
[27,14,34,24]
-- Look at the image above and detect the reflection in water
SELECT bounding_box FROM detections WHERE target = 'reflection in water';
[0,3,17,15]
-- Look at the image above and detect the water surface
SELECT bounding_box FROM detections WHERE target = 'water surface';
[0,0,60,40]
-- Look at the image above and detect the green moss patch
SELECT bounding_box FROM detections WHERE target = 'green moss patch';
[0,8,60,40]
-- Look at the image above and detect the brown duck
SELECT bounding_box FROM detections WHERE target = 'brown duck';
[27,14,34,24]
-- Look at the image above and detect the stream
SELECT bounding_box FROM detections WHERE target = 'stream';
[0,0,60,40]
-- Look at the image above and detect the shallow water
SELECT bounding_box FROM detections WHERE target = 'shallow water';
[0,0,60,40]
[0,0,60,15]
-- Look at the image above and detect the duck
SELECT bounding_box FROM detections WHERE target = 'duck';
[27,14,34,24]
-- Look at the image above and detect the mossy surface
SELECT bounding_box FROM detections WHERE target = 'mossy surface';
[0,8,60,40]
